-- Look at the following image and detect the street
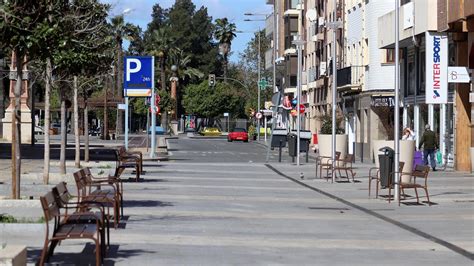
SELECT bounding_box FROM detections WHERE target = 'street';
[1,137,472,265]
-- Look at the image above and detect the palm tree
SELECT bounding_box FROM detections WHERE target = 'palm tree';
[146,28,174,132]
[168,48,204,119]
[110,15,136,135]
[214,18,237,81]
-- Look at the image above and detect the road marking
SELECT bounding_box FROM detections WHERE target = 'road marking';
[265,164,474,260]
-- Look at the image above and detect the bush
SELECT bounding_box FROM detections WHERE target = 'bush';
[319,114,344,134]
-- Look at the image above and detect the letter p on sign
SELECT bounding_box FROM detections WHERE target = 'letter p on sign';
[126,58,142,82]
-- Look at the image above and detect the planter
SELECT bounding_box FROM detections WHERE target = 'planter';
[372,140,415,183]
[318,134,348,160]
[0,245,27,266]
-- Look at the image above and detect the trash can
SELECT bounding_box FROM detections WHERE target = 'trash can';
[288,133,297,157]
[379,146,395,188]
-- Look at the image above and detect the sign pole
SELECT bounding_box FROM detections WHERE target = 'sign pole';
[125,96,129,150]
[150,56,156,159]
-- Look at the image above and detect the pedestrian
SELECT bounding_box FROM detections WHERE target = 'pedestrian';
[418,124,438,171]
[402,127,415,140]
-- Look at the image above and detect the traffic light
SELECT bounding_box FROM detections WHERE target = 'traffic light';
[208,74,216,87]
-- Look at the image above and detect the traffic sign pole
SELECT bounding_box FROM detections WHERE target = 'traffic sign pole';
[125,97,129,150]
[150,56,156,158]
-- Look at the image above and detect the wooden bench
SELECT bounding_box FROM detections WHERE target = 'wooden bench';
[52,182,110,249]
[114,149,141,182]
[39,191,103,266]
[119,146,143,173]
[73,169,120,228]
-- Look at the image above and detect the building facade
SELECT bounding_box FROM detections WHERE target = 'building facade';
[378,0,473,171]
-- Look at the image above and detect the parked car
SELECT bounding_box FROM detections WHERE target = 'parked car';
[228,128,248,142]
[148,126,165,135]
[199,127,221,136]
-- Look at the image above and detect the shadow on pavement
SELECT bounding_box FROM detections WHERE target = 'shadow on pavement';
[123,200,173,208]
[0,143,117,161]
[28,244,155,265]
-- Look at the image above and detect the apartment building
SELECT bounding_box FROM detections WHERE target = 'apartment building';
[338,0,396,161]
[378,0,473,171]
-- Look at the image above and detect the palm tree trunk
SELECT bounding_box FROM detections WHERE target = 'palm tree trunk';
[223,54,228,82]
[43,58,52,184]
[12,51,22,199]
[73,76,80,168]
[59,89,67,175]
[83,90,89,162]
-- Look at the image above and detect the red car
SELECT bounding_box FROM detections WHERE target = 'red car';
[227,128,249,142]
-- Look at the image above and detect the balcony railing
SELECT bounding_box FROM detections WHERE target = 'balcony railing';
[285,0,299,10]
[337,66,351,87]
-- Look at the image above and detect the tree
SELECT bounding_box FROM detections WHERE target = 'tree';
[0,0,66,197]
[145,27,174,132]
[214,18,237,81]
[183,80,245,123]
[49,0,111,176]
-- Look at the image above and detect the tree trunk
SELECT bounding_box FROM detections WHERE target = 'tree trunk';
[160,58,167,133]
[223,54,228,82]
[12,51,22,199]
[103,77,108,140]
[73,76,80,168]
[116,42,123,135]
[59,89,67,175]
[43,58,52,184]
[84,97,89,162]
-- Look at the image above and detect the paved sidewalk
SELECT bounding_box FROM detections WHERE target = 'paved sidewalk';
[0,136,472,265]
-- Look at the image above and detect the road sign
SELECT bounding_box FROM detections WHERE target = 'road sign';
[448,67,470,83]
[223,112,229,117]
[124,56,154,97]
[255,112,263,120]
[149,106,160,114]
[117,104,127,110]
[258,79,267,89]
[298,104,305,114]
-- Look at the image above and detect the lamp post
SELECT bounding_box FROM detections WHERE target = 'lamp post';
[243,17,266,141]
[293,37,305,166]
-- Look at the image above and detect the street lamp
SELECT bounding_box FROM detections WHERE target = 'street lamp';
[243,17,266,141]
[293,37,305,166]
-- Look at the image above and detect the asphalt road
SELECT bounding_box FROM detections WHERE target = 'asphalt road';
[167,137,311,164]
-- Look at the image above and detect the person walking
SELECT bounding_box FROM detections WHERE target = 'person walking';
[418,124,438,171]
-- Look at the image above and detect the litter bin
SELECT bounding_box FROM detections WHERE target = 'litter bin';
[379,146,395,188]
[288,133,297,157]
[271,129,288,148]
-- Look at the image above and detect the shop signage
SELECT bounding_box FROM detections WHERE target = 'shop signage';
[371,96,394,107]
[447,67,471,83]
[425,32,448,104]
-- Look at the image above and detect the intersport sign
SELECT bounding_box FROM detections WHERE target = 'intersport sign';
[425,32,448,104]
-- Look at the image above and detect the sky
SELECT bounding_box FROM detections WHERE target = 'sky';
[101,0,272,63]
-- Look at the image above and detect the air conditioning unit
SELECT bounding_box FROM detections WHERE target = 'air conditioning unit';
[318,17,325,27]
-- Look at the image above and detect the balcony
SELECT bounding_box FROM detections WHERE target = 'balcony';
[337,66,362,92]
[284,0,300,16]
[265,13,274,37]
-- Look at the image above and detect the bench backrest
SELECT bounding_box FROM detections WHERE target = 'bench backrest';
[73,169,88,201]
[40,191,60,223]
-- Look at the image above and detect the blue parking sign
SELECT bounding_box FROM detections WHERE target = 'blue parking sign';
[123,56,154,97]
